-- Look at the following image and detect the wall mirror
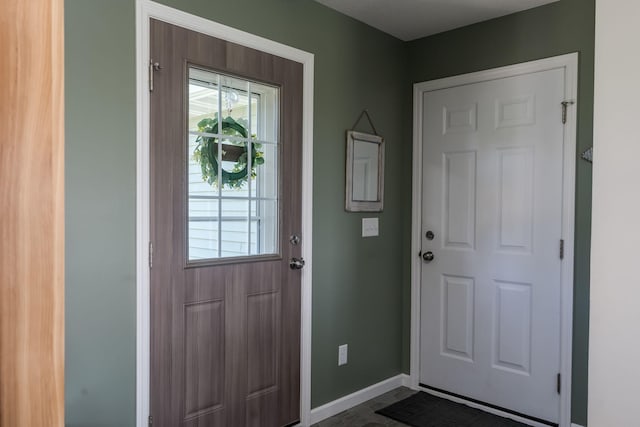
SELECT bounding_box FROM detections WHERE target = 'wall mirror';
[345,130,385,212]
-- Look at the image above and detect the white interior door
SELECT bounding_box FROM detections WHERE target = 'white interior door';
[419,68,565,424]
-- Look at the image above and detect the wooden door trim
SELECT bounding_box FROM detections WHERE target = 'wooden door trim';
[409,53,578,427]
[135,2,315,426]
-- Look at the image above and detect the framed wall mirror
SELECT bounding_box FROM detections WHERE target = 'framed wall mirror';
[345,131,385,212]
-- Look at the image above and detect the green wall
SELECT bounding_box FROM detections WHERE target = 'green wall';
[65,1,409,426]
[65,2,137,426]
[66,0,593,426]
[406,1,594,424]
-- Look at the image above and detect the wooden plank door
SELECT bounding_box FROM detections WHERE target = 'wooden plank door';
[150,20,303,427]
[420,67,566,424]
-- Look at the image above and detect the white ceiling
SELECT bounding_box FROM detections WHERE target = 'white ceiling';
[314,0,560,41]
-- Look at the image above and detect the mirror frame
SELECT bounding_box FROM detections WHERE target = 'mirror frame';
[345,130,385,212]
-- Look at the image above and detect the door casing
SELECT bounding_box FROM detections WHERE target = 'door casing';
[135,1,315,426]
[410,53,577,427]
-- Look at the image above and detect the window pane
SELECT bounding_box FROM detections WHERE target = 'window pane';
[187,67,279,261]
[188,220,219,260]
[220,198,250,257]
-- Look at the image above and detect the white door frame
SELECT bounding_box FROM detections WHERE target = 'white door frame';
[410,53,577,427]
[135,2,315,426]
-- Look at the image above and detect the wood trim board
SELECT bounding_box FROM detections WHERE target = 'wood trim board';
[0,0,65,425]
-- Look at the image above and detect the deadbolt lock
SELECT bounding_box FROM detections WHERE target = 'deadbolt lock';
[289,234,301,245]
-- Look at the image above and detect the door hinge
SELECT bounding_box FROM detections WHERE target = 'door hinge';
[149,241,154,269]
[561,100,575,124]
[148,415,153,426]
[149,60,162,92]
[559,239,565,260]
[557,373,561,394]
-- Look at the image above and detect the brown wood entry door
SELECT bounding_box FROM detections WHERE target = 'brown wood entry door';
[150,19,303,427]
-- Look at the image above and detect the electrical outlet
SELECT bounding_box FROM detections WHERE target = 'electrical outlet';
[338,344,348,366]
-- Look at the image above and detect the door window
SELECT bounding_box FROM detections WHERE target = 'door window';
[187,67,279,261]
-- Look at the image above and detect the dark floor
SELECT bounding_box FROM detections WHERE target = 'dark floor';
[311,387,415,427]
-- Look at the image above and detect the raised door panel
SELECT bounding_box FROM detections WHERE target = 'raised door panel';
[497,147,534,254]
[184,300,225,420]
[493,281,532,374]
[442,151,477,251]
[443,103,477,135]
[441,275,475,362]
[495,95,536,129]
[247,291,279,396]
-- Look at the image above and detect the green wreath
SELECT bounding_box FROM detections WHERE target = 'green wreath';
[192,115,264,189]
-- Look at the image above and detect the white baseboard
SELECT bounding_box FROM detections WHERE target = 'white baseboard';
[308,374,411,425]
[400,373,411,387]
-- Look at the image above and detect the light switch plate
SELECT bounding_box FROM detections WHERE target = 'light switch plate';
[362,217,379,237]
[338,344,348,366]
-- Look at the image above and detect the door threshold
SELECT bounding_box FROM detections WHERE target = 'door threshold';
[419,384,558,427]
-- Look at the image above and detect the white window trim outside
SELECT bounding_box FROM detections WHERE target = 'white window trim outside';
[410,53,577,427]
[135,1,315,425]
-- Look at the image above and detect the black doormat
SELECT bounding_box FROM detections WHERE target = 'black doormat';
[376,392,530,427]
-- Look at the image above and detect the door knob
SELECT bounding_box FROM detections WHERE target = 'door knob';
[289,257,305,270]
[422,251,434,262]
